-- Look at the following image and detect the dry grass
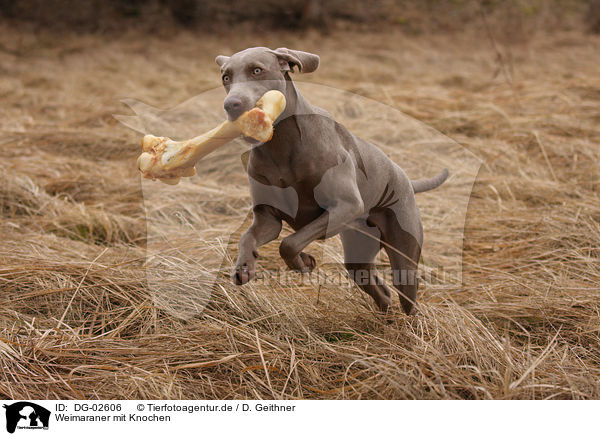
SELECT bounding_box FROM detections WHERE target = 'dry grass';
[0,24,599,399]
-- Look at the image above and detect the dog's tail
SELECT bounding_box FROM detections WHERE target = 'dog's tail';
[411,168,449,193]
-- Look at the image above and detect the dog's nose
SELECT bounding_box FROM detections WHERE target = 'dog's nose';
[224,97,244,120]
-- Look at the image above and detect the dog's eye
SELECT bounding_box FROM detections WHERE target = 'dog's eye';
[222,75,230,83]
[252,67,262,75]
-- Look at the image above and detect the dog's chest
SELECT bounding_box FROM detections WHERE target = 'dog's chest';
[247,140,306,187]
[248,158,293,188]
[247,148,325,224]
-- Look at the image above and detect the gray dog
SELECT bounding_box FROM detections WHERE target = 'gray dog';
[216,47,448,314]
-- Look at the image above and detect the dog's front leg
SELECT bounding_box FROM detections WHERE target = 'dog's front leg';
[233,205,282,285]
[279,200,363,272]
[280,155,365,272]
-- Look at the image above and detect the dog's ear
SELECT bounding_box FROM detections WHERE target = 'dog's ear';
[272,48,319,73]
[215,55,230,67]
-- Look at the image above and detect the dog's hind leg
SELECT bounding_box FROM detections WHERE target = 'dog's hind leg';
[341,220,393,312]
[367,206,422,315]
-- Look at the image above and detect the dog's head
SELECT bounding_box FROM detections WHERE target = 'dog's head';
[216,47,319,121]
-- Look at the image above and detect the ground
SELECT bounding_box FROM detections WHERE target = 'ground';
[0,25,599,399]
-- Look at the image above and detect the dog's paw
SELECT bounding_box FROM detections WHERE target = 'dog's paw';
[232,263,254,285]
[298,252,317,272]
[381,303,399,324]
[283,252,316,273]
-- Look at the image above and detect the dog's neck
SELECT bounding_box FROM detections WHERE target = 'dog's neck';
[279,73,314,121]
[254,74,312,156]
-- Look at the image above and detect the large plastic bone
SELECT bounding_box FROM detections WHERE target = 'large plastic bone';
[136,90,286,185]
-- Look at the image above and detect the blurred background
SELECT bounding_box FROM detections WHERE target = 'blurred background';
[0,0,599,35]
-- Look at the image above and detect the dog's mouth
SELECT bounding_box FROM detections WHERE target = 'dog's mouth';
[135,90,286,184]
[242,135,261,145]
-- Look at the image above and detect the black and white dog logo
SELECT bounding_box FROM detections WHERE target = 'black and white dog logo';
[3,402,50,434]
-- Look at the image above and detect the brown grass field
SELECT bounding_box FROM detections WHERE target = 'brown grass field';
[1,21,599,399]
